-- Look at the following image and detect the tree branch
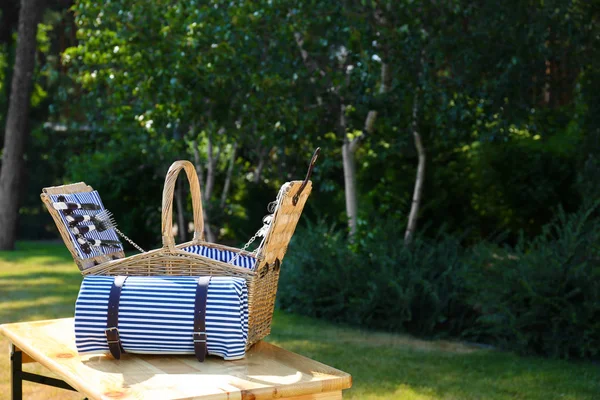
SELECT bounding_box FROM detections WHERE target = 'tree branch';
[205,133,215,201]
[294,31,342,97]
[294,32,327,78]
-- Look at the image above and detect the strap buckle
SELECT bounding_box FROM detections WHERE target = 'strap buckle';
[193,331,207,343]
[105,326,121,344]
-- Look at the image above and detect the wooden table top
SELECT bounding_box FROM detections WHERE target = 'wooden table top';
[1,318,351,400]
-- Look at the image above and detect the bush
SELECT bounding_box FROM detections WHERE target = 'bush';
[277,219,476,337]
[464,204,600,359]
[278,205,600,360]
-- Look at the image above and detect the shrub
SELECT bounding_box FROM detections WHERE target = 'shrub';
[278,205,600,360]
[277,219,476,337]
[464,204,600,359]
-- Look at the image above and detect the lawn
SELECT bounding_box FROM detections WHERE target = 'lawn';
[1,242,599,399]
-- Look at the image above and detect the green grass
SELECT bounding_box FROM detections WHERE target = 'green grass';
[1,242,599,399]
[269,313,600,399]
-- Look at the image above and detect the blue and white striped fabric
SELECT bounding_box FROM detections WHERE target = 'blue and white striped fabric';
[74,276,248,360]
[49,191,123,259]
[182,245,257,270]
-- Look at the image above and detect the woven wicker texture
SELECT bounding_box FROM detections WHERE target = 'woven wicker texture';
[41,160,312,348]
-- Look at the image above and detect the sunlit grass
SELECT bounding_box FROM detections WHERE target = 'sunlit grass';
[0,242,599,399]
[0,241,83,399]
[268,312,600,400]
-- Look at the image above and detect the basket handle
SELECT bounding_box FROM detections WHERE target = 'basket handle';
[161,160,205,250]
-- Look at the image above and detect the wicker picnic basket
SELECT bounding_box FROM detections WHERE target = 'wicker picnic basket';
[40,153,317,348]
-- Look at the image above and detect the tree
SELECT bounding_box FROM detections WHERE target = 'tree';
[288,1,385,236]
[64,0,303,243]
[53,0,600,249]
[0,0,46,250]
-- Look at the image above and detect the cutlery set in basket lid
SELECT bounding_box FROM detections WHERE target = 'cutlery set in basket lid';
[40,149,319,361]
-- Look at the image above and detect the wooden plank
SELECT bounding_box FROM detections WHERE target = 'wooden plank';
[1,319,352,400]
[279,391,342,400]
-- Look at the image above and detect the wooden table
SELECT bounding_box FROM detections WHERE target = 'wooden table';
[1,318,352,400]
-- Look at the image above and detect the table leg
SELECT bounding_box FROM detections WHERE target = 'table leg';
[10,344,23,400]
[9,343,83,399]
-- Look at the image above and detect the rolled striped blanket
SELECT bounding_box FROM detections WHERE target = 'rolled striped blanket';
[182,245,257,270]
[74,276,248,360]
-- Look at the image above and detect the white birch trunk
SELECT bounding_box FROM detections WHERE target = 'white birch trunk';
[220,142,238,208]
[342,142,358,236]
[204,135,215,202]
[203,135,217,243]
[175,182,186,242]
[404,124,426,245]
[253,146,267,184]
[364,62,391,134]
[192,139,204,186]
[192,138,216,242]
[404,51,427,245]
[340,104,359,236]
[343,61,391,237]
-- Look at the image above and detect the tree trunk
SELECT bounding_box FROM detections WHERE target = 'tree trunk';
[203,207,216,243]
[364,62,391,134]
[220,141,237,208]
[175,181,186,243]
[191,139,212,242]
[342,60,391,238]
[202,135,216,243]
[0,0,45,250]
[342,140,358,236]
[404,63,426,245]
[253,145,267,184]
[192,139,204,185]
[295,30,360,236]
[340,104,359,236]
[204,135,216,202]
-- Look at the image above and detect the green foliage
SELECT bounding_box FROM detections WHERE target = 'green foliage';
[279,203,600,360]
[464,203,600,359]
[278,219,476,338]
[452,124,580,240]
[64,133,182,249]
[29,0,596,246]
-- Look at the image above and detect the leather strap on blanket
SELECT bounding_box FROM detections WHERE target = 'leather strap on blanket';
[193,276,211,362]
[105,276,127,359]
